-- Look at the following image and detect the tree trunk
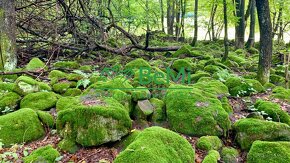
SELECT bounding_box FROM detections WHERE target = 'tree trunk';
[211,2,218,41]
[175,0,181,38]
[0,0,17,71]
[222,0,229,61]
[273,3,283,38]
[235,0,245,49]
[245,0,256,48]
[180,0,186,38]
[191,0,198,46]
[160,0,165,32]
[256,0,273,84]
[167,0,174,35]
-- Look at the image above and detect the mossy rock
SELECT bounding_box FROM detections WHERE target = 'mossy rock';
[150,98,166,123]
[172,59,194,72]
[0,92,21,114]
[221,147,239,163]
[48,70,68,81]
[196,136,223,151]
[272,86,290,102]
[54,61,80,69]
[270,74,284,85]
[63,88,82,96]
[204,65,223,74]
[233,118,290,150]
[0,108,45,147]
[124,58,151,70]
[79,65,93,72]
[58,139,79,154]
[52,81,76,94]
[166,85,231,136]
[20,92,58,111]
[263,82,276,90]
[133,100,154,120]
[0,82,15,92]
[225,77,264,96]
[247,141,290,163]
[190,71,211,83]
[117,130,142,151]
[131,87,151,101]
[220,97,233,113]
[114,126,195,163]
[23,145,60,163]
[25,58,47,71]
[36,110,54,128]
[228,53,246,66]
[193,80,229,96]
[247,47,259,54]
[56,96,82,112]
[202,150,220,163]
[13,76,51,95]
[56,97,132,147]
[172,44,193,58]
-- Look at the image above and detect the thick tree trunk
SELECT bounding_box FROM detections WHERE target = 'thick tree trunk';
[167,0,174,35]
[245,0,256,48]
[222,0,229,61]
[235,0,245,49]
[256,0,273,84]
[191,0,198,46]
[0,0,17,71]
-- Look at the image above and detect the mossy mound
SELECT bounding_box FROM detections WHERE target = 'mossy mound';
[63,88,82,96]
[204,65,223,74]
[20,92,58,111]
[54,61,80,69]
[0,82,15,92]
[247,141,290,163]
[172,44,193,58]
[220,97,233,113]
[56,97,132,147]
[172,59,194,72]
[0,91,21,114]
[131,87,151,101]
[193,80,229,96]
[23,145,60,163]
[255,100,290,125]
[117,130,142,151]
[36,111,54,128]
[202,150,220,163]
[196,136,223,151]
[166,85,231,136]
[48,70,68,81]
[233,118,290,150]
[56,96,81,112]
[0,108,45,147]
[228,53,246,66]
[25,58,47,71]
[272,86,290,102]
[114,126,195,163]
[225,77,264,96]
[13,76,51,95]
[124,58,151,70]
[52,81,76,94]
[221,147,239,163]
[190,71,211,83]
[150,98,166,123]
[58,139,79,154]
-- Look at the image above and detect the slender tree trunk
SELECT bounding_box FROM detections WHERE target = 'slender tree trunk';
[210,2,218,41]
[273,3,283,38]
[180,0,186,38]
[160,0,165,32]
[167,0,174,35]
[175,0,181,38]
[245,0,256,48]
[191,0,198,46]
[256,0,273,84]
[285,53,289,89]
[0,0,17,71]
[235,0,245,49]
[222,0,229,61]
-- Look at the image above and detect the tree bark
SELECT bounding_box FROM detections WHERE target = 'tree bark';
[235,0,245,49]
[160,0,165,32]
[0,0,17,71]
[245,0,256,48]
[256,0,273,84]
[191,0,198,46]
[222,0,229,61]
[167,0,174,35]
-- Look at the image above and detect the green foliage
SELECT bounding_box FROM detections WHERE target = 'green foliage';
[225,77,265,96]
[196,136,223,151]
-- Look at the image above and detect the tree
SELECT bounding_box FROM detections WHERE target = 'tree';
[235,0,245,49]
[222,0,229,61]
[245,0,256,48]
[191,0,198,46]
[0,0,17,71]
[256,0,273,84]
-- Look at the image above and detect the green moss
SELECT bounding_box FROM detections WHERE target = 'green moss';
[220,97,233,113]
[193,80,229,96]
[111,89,132,112]
[263,82,276,90]
[228,53,246,66]
[196,136,223,151]
[54,61,80,69]
[114,126,195,163]
[48,70,68,81]
[124,58,151,70]
[79,65,92,72]
[56,97,132,147]
[247,141,290,163]
[247,47,259,54]
[36,111,54,128]
[270,74,284,85]
[56,96,81,112]
[255,100,290,125]
[166,85,231,136]
[63,88,82,96]
[13,76,51,95]
[197,77,214,82]
[25,58,47,71]
[202,150,220,163]
[204,65,223,74]
[221,147,239,163]
[58,139,78,153]
[117,130,142,151]
[172,44,193,57]
[131,87,150,101]
[0,92,21,114]
[245,79,265,92]
[20,92,57,110]
[150,98,166,123]
[172,59,194,72]
[0,82,15,92]
[272,86,290,102]
[23,145,60,163]
[225,77,264,96]
[190,71,211,83]
[233,118,290,150]
[53,82,75,94]
[0,108,45,147]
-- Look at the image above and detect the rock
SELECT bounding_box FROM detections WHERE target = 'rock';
[272,86,290,102]
[23,145,60,163]
[172,44,193,57]
[133,100,154,120]
[225,77,265,96]
[52,81,76,94]
[193,80,229,96]
[204,65,223,74]
[63,88,82,96]
[13,76,51,95]
[114,126,195,163]
[196,136,223,151]
[221,147,239,163]
[54,61,80,69]
[131,87,150,101]
[172,59,194,72]
[36,111,54,128]
[150,98,166,123]
[0,108,45,147]
[56,97,132,147]
[117,130,142,151]
[220,97,233,114]
[166,85,231,136]
[247,141,290,163]
[124,58,151,70]
[56,96,81,112]
[0,82,15,92]
[190,71,211,83]
[58,139,79,154]
[233,118,290,150]
[25,58,47,71]
[0,91,21,114]
[20,92,58,111]
[202,150,220,163]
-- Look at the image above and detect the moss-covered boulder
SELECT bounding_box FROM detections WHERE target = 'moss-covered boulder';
[172,44,193,58]
[255,100,290,125]
[116,130,142,151]
[247,141,290,163]
[202,150,220,163]
[54,61,80,69]
[0,82,15,92]
[131,87,150,101]
[13,76,51,95]
[204,65,223,74]
[166,85,231,136]
[36,111,54,128]
[56,97,132,147]
[193,80,229,96]
[114,126,195,163]
[196,136,223,151]
[272,86,290,102]
[0,108,45,147]
[172,59,194,72]
[124,58,151,70]
[52,81,76,94]
[190,71,211,83]
[0,91,21,114]
[221,147,239,163]
[220,97,233,113]
[20,92,58,111]
[150,98,166,123]
[25,58,47,71]
[233,118,290,150]
[23,145,60,163]
[58,139,79,154]
[225,77,265,96]
[63,88,82,96]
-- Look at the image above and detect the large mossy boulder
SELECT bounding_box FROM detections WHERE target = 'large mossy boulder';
[23,145,60,163]
[165,85,231,136]
[56,97,132,147]
[114,126,195,163]
[193,80,229,96]
[25,58,47,71]
[247,141,290,163]
[233,118,290,150]
[0,108,45,147]
[172,59,194,72]
[20,92,58,111]
[0,91,21,114]
[225,77,265,96]
[13,76,51,95]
